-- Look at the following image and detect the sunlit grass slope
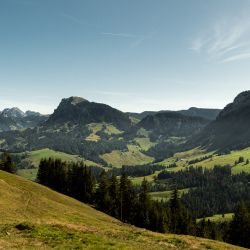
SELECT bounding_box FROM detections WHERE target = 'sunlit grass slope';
[0,171,245,250]
[27,148,85,167]
[86,123,123,142]
[100,145,154,167]
[17,148,99,181]
[159,147,250,174]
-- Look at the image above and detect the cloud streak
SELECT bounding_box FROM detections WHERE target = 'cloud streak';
[191,14,250,63]
[101,31,154,49]
[101,32,135,38]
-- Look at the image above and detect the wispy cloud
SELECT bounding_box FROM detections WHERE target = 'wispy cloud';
[60,12,99,29]
[60,12,85,25]
[190,14,250,63]
[101,32,135,38]
[101,32,154,49]
[130,36,148,48]
[221,52,250,63]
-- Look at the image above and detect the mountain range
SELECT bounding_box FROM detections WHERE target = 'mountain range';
[127,107,221,121]
[0,91,249,167]
[0,107,48,132]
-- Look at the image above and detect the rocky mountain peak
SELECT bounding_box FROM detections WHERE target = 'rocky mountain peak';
[218,90,250,118]
[61,96,89,106]
[1,107,25,118]
[233,90,250,105]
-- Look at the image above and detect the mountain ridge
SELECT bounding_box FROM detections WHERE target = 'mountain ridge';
[189,90,250,151]
[128,107,221,121]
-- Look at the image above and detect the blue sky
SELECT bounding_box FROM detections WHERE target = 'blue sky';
[1,0,250,114]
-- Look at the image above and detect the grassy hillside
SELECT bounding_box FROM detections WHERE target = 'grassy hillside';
[100,145,154,167]
[0,170,245,250]
[129,147,250,187]
[17,149,99,181]
[158,147,250,174]
[27,148,85,166]
[86,123,123,142]
[134,137,156,151]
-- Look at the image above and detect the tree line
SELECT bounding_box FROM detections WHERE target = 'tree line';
[36,158,196,234]
[157,165,250,217]
[35,158,250,248]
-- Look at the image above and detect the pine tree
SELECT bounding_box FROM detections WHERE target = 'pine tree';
[119,173,137,223]
[137,178,151,228]
[37,159,47,184]
[227,201,250,248]
[169,188,195,235]
[0,152,15,173]
[82,165,95,203]
[95,171,111,213]
[109,174,119,218]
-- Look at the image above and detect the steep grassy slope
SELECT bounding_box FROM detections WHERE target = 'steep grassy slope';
[0,171,245,250]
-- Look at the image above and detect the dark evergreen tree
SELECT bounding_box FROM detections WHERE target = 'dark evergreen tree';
[37,158,48,185]
[109,174,120,218]
[0,152,16,173]
[119,173,137,223]
[95,171,111,213]
[136,178,151,228]
[169,188,195,235]
[226,201,250,248]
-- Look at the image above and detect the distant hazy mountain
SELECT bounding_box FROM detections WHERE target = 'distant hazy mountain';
[2,107,25,119]
[178,107,221,120]
[46,96,132,130]
[127,111,158,120]
[124,111,209,148]
[190,91,250,151]
[128,107,221,121]
[0,107,48,132]
[138,111,209,138]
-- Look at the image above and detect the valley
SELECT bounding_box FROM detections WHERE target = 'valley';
[3,1,250,248]
[1,91,250,249]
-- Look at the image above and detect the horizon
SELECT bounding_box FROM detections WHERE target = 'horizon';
[1,0,250,113]
[0,94,231,115]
